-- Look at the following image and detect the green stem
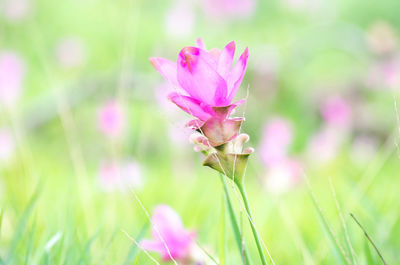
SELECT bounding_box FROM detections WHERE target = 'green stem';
[219,174,251,265]
[237,183,268,265]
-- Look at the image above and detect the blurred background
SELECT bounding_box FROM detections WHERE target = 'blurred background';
[1,0,400,264]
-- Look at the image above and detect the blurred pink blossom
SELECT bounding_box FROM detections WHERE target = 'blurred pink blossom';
[264,158,302,193]
[0,51,25,107]
[0,128,15,162]
[99,159,143,192]
[321,96,351,128]
[367,57,400,89]
[306,127,342,163]
[1,0,31,21]
[150,39,249,124]
[259,118,293,167]
[141,205,196,262]
[55,38,87,69]
[165,1,195,38]
[202,0,256,20]
[98,101,125,139]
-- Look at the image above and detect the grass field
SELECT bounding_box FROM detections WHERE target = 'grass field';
[1,0,400,264]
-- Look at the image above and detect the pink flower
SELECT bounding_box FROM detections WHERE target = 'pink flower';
[0,51,25,107]
[99,159,143,192]
[367,57,400,89]
[306,127,342,163]
[150,39,249,123]
[0,128,15,162]
[264,158,302,193]
[259,118,293,167]
[141,205,196,261]
[202,0,256,20]
[98,101,125,139]
[320,96,351,128]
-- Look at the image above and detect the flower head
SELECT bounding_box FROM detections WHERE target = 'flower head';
[150,39,249,123]
[320,96,351,128]
[151,40,253,184]
[141,205,196,261]
[0,51,25,107]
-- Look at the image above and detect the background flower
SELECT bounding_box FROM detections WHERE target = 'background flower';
[98,100,126,139]
[141,205,196,261]
[0,51,25,107]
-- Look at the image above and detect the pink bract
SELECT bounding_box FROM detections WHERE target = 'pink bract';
[150,39,249,123]
[141,205,196,261]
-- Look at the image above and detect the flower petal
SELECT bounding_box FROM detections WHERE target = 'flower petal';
[140,240,165,253]
[227,47,249,102]
[169,92,212,121]
[218,41,235,79]
[177,46,228,106]
[149,57,179,88]
[196,37,206,50]
[151,205,186,241]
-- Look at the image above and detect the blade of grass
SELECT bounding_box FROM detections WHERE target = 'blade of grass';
[76,232,98,265]
[219,195,226,265]
[24,219,37,265]
[350,214,387,265]
[6,187,41,264]
[329,177,357,265]
[306,177,349,265]
[236,183,269,265]
[364,239,375,265]
[220,174,251,265]
[0,208,3,238]
[195,241,219,265]
[123,223,148,265]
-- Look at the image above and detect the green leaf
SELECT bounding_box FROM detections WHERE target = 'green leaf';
[220,174,251,265]
[219,196,226,265]
[123,223,148,265]
[307,183,349,265]
[7,187,41,264]
[364,239,375,265]
[76,232,98,265]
